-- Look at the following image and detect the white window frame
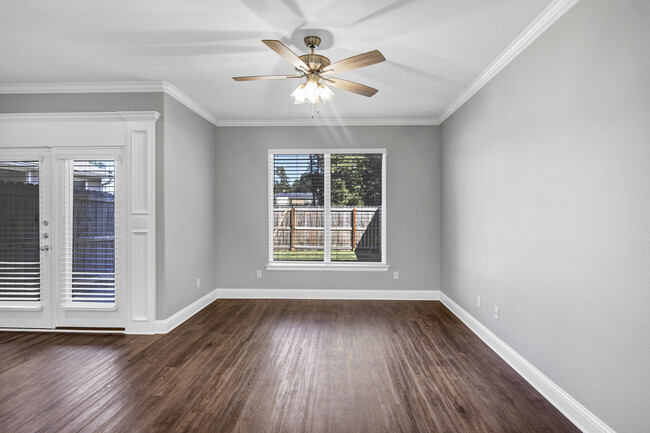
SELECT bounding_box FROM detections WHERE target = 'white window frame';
[267,149,389,272]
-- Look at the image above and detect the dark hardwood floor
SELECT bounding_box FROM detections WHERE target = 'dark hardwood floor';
[0,300,579,433]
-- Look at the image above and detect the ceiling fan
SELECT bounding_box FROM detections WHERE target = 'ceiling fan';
[232,36,386,105]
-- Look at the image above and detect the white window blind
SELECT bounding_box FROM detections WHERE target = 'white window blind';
[60,160,117,305]
[270,150,386,266]
[0,161,41,304]
[272,154,325,261]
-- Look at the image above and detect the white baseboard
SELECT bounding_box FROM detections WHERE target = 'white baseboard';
[439,292,615,433]
[0,327,125,334]
[216,288,440,301]
[154,288,219,334]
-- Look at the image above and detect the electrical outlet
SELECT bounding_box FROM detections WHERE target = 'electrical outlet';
[256,270,262,279]
[477,295,481,307]
[393,271,399,280]
[196,278,201,288]
[494,305,499,320]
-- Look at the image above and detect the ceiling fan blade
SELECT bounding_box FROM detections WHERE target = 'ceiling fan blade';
[233,75,303,81]
[321,50,386,75]
[324,77,379,97]
[262,40,310,72]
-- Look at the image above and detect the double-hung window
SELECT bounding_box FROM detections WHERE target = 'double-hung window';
[268,149,388,271]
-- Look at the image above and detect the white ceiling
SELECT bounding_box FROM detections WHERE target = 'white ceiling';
[0,0,554,123]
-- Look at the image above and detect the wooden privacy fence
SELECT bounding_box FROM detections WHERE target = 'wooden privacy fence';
[0,180,114,276]
[0,180,40,264]
[0,180,41,301]
[72,189,115,273]
[273,207,381,253]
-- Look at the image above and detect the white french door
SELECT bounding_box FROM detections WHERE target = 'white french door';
[0,149,124,329]
[0,150,52,328]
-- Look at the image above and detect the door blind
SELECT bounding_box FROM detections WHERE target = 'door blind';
[0,161,41,303]
[60,161,116,304]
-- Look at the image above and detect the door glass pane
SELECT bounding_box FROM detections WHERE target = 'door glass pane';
[65,161,115,303]
[330,154,382,262]
[0,162,41,303]
[273,154,324,261]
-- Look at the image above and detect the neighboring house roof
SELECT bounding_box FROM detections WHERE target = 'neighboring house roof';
[275,193,314,199]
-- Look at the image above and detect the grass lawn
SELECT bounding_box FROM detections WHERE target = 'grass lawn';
[274,251,359,261]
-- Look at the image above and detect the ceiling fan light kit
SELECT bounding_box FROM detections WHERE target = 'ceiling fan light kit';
[291,75,335,105]
[233,35,385,108]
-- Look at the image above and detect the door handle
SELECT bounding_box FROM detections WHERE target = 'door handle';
[40,245,50,252]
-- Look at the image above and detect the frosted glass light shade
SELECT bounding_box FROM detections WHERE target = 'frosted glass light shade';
[291,84,307,104]
[291,80,335,105]
[318,83,334,103]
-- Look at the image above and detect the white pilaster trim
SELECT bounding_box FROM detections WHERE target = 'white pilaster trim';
[124,115,158,335]
[438,0,580,123]
[440,292,615,433]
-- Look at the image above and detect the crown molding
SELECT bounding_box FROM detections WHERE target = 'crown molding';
[0,81,165,94]
[0,81,434,127]
[0,111,160,122]
[216,118,440,127]
[159,82,219,126]
[438,0,580,124]
[0,81,218,126]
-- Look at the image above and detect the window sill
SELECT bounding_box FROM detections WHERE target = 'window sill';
[0,303,43,311]
[266,263,390,272]
[59,302,117,311]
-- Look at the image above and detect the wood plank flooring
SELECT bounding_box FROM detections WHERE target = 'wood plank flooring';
[0,300,580,433]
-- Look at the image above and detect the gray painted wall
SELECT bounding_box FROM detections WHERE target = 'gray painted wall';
[215,125,441,292]
[159,94,217,319]
[440,1,650,432]
[0,92,164,113]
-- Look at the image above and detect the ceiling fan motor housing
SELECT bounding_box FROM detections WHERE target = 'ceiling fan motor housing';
[297,36,329,73]
[298,54,331,72]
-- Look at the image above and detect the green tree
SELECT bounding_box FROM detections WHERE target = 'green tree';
[331,154,382,206]
[291,154,324,205]
[274,166,292,194]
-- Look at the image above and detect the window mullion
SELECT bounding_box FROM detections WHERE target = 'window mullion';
[323,153,331,263]
[268,151,274,264]
[382,152,387,264]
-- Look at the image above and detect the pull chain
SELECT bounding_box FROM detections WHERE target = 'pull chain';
[310,104,321,119]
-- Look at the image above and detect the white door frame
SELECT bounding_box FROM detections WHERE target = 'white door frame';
[0,112,159,334]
